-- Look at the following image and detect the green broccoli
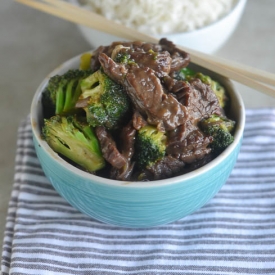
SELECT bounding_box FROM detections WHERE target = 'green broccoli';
[78,69,131,129]
[135,125,167,169]
[42,115,105,173]
[200,114,235,155]
[42,69,92,117]
[109,45,136,65]
[174,67,196,81]
[114,51,134,64]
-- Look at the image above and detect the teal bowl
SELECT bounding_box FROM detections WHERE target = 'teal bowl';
[30,53,245,228]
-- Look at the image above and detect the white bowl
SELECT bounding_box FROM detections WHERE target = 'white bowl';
[70,0,246,53]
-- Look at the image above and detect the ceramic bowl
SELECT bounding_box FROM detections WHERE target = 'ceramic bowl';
[30,53,245,228]
[69,0,246,53]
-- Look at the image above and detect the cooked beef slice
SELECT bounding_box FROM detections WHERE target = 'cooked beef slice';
[142,155,186,180]
[99,54,188,131]
[167,120,212,163]
[176,78,222,123]
[159,38,190,73]
[95,126,126,169]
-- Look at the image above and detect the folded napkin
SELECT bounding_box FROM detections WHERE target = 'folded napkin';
[1,108,275,275]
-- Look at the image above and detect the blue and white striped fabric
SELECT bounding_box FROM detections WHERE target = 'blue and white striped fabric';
[1,108,275,275]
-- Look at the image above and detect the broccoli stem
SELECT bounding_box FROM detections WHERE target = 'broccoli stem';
[55,86,65,115]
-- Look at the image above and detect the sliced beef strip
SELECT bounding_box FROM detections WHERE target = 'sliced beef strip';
[99,53,188,131]
[164,76,222,123]
[123,66,163,113]
[95,126,126,169]
[142,155,186,181]
[100,45,172,78]
[125,49,172,78]
[159,38,190,73]
[162,75,191,95]
[119,122,136,162]
[170,128,212,163]
[164,78,220,164]
[110,122,137,181]
[92,38,189,77]
[92,39,191,78]
[167,120,212,164]
[124,66,188,131]
[91,41,163,72]
[132,110,147,130]
[98,53,128,84]
[175,78,223,123]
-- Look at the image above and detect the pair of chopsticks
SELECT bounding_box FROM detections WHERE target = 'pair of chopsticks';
[15,0,275,98]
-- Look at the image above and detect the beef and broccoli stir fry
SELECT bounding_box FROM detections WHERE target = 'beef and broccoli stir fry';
[42,39,235,181]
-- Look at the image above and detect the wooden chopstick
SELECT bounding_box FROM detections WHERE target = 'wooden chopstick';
[15,0,275,98]
[185,47,275,87]
[187,54,275,98]
[44,0,275,88]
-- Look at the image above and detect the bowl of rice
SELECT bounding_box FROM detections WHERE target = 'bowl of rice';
[70,0,246,53]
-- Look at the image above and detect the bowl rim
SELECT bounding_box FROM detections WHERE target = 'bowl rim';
[31,52,245,189]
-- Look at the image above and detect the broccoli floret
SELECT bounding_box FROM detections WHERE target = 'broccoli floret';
[114,52,137,65]
[200,114,235,154]
[135,125,167,168]
[174,67,196,81]
[42,115,105,172]
[42,69,92,117]
[110,45,136,65]
[188,72,228,108]
[42,74,62,118]
[210,79,228,109]
[79,69,131,129]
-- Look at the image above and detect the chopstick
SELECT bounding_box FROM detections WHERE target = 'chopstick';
[16,0,275,85]
[15,0,275,98]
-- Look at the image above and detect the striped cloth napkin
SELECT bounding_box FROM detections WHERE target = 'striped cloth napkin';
[1,108,275,275]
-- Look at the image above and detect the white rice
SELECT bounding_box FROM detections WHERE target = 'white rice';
[79,0,238,35]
